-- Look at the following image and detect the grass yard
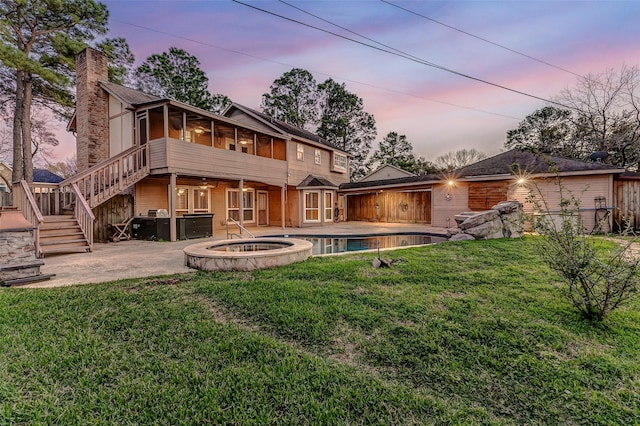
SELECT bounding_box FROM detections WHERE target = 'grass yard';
[1,237,639,424]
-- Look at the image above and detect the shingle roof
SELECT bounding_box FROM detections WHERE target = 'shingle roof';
[340,173,441,190]
[340,150,623,191]
[231,104,344,152]
[33,169,64,183]
[99,81,162,106]
[457,149,620,177]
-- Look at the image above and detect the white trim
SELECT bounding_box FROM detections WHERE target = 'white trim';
[303,190,321,223]
[257,190,269,226]
[226,188,256,223]
[324,191,334,222]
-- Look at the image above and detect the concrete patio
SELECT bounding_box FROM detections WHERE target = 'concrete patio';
[23,222,447,288]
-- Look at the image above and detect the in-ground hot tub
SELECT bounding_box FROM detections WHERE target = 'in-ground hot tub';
[184,237,313,272]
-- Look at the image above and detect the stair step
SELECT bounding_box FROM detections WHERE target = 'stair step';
[40,239,89,248]
[40,233,85,243]
[43,215,75,221]
[41,246,90,256]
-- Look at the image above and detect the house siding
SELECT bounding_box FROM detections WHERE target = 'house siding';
[431,182,470,228]
[510,174,612,232]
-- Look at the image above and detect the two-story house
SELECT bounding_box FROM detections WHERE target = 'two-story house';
[13,47,350,256]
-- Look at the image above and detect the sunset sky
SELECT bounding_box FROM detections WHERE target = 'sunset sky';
[54,0,640,165]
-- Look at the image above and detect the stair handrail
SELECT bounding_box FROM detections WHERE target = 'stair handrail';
[226,217,255,239]
[71,182,95,252]
[60,144,148,188]
[59,144,149,208]
[13,180,44,257]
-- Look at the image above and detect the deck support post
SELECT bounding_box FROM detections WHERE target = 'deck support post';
[169,173,177,242]
[239,178,244,227]
[281,185,286,229]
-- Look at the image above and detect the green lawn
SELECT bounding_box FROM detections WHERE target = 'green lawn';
[1,238,639,424]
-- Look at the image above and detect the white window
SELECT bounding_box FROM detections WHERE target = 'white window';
[226,188,255,223]
[193,188,209,213]
[315,149,321,165]
[176,187,189,216]
[303,191,320,222]
[227,189,240,221]
[333,152,347,171]
[242,190,255,222]
[175,186,211,216]
[297,143,304,161]
[324,192,333,221]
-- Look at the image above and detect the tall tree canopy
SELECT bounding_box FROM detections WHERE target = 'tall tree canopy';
[435,148,487,172]
[96,37,135,86]
[261,70,377,181]
[0,0,109,182]
[317,78,377,181]
[506,66,640,169]
[261,68,317,130]
[368,131,425,174]
[135,47,230,114]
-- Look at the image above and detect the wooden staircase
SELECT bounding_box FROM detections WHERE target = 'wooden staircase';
[39,215,91,256]
[12,144,150,257]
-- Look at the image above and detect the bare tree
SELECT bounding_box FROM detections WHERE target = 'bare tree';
[47,155,77,179]
[558,66,640,168]
[435,148,486,171]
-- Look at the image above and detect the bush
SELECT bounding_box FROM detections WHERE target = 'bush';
[528,178,639,321]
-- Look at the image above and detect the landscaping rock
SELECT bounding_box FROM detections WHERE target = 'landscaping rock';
[448,200,524,241]
[492,201,522,215]
[454,212,475,226]
[501,211,524,238]
[450,233,475,241]
[446,227,461,236]
[372,257,392,268]
[464,217,504,239]
[459,210,500,230]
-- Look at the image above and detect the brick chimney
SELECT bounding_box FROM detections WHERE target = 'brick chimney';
[75,47,109,172]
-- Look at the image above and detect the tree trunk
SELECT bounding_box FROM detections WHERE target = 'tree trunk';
[22,74,33,183]
[12,71,24,183]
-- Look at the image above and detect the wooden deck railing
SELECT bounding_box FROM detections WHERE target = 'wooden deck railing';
[60,144,149,208]
[12,180,44,257]
[71,183,95,252]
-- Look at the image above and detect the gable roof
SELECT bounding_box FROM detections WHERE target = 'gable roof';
[458,149,622,177]
[297,174,339,189]
[357,164,415,183]
[226,103,349,154]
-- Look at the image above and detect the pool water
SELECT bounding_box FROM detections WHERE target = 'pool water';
[209,241,292,252]
[272,233,446,255]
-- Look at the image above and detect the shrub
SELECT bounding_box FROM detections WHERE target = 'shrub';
[527,177,639,321]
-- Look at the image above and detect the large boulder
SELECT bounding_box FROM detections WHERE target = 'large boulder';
[492,201,523,215]
[454,212,475,226]
[448,200,524,241]
[459,210,500,231]
[500,211,524,238]
[464,217,504,239]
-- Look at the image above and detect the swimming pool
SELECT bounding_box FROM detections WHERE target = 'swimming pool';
[267,233,447,255]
